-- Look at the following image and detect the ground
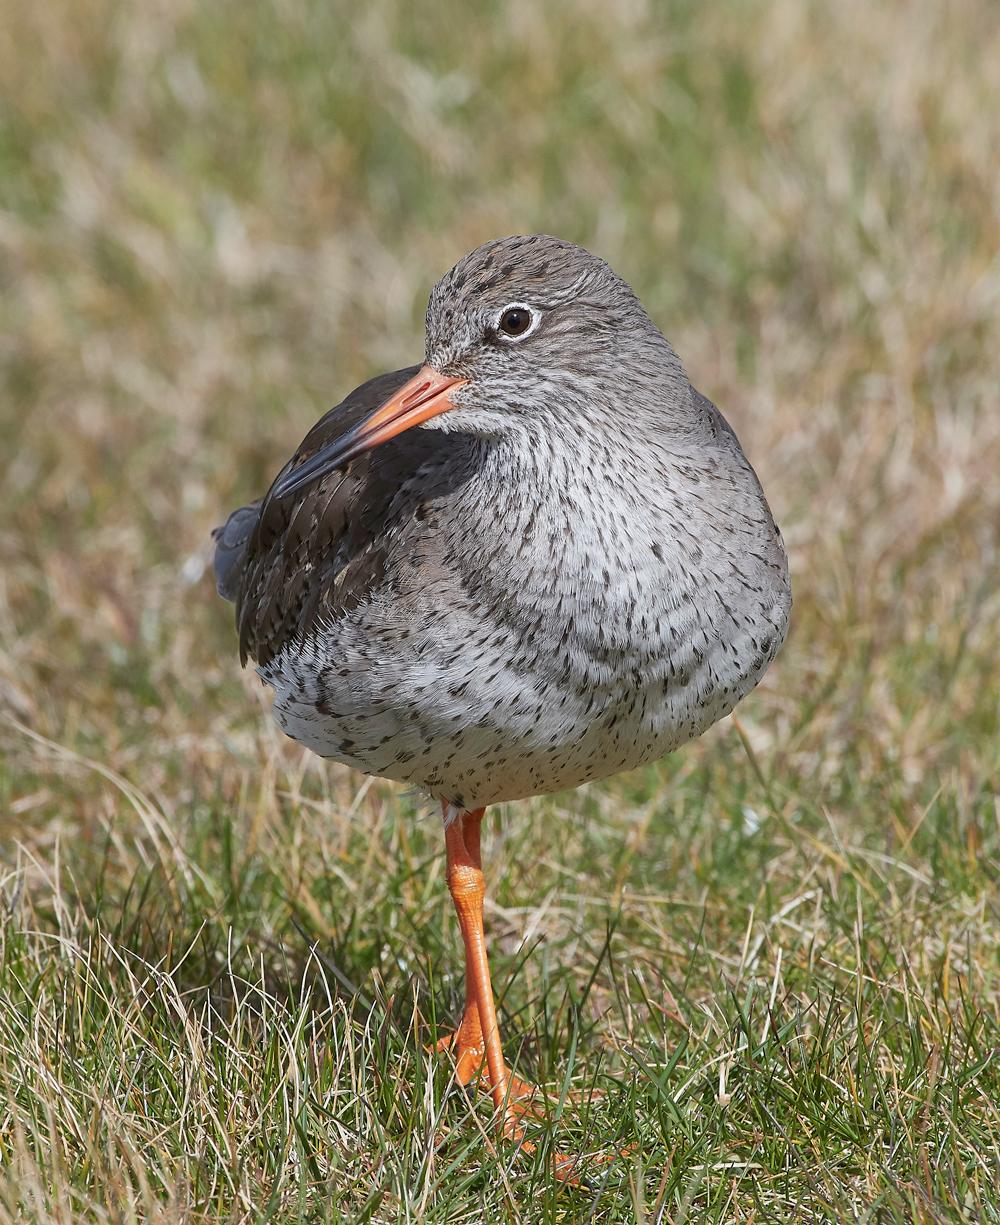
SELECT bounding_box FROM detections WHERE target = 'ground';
[1,0,1000,1221]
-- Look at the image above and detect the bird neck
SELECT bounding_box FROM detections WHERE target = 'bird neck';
[472,416,652,558]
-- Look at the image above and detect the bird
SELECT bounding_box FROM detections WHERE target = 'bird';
[214,234,791,1153]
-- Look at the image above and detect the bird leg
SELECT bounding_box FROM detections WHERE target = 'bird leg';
[440,804,536,1120]
[438,803,596,1184]
[436,807,488,1083]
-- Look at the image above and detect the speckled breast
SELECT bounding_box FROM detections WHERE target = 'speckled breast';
[260,463,791,810]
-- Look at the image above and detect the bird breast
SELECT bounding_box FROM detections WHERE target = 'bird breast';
[260,417,791,808]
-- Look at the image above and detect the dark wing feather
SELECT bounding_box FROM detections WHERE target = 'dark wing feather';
[213,365,475,668]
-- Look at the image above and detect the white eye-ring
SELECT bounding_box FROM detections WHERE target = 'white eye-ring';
[496,304,540,340]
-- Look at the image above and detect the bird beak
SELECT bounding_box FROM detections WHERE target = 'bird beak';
[272,366,468,499]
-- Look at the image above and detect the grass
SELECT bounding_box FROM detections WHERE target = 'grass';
[2,0,1000,1219]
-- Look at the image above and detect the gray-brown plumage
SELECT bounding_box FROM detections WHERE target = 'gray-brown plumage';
[215,235,791,811]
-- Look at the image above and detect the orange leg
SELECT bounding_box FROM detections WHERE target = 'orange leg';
[438,802,601,1183]
[440,805,536,1124]
[437,808,488,1084]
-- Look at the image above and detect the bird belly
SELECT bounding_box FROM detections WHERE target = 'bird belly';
[258,584,787,810]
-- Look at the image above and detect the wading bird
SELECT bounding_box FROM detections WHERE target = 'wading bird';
[214,234,791,1154]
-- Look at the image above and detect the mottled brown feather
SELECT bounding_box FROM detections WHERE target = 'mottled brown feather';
[214,364,482,668]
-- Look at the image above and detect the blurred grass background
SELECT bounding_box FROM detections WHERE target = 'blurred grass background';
[1,0,1000,1220]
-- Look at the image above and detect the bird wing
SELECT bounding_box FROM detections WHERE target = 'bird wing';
[213,365,428,667]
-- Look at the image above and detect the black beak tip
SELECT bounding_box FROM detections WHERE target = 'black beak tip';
[271,468,308,500]
[270,435,355,500]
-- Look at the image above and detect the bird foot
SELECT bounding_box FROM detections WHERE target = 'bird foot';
[433,1022,615,1187]
[433,1019,540,1108]
[501,1115,598,1186]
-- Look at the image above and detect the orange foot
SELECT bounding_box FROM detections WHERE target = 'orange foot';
[434,1031,586,1182]
[434,1001,539,1106]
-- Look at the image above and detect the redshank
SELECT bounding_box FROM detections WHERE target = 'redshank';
[214,234,791,1147]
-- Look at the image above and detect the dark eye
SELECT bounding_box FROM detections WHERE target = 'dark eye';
[499,307,533,337]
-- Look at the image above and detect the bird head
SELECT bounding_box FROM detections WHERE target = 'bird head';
[272,235,683,499]
[421,234,680,436]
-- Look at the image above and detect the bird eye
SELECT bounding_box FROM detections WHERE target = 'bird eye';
[498,307,533,337]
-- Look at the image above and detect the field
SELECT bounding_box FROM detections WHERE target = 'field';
[2,0,1000,1220]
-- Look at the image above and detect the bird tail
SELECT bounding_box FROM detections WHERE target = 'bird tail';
[211,500,261,602]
